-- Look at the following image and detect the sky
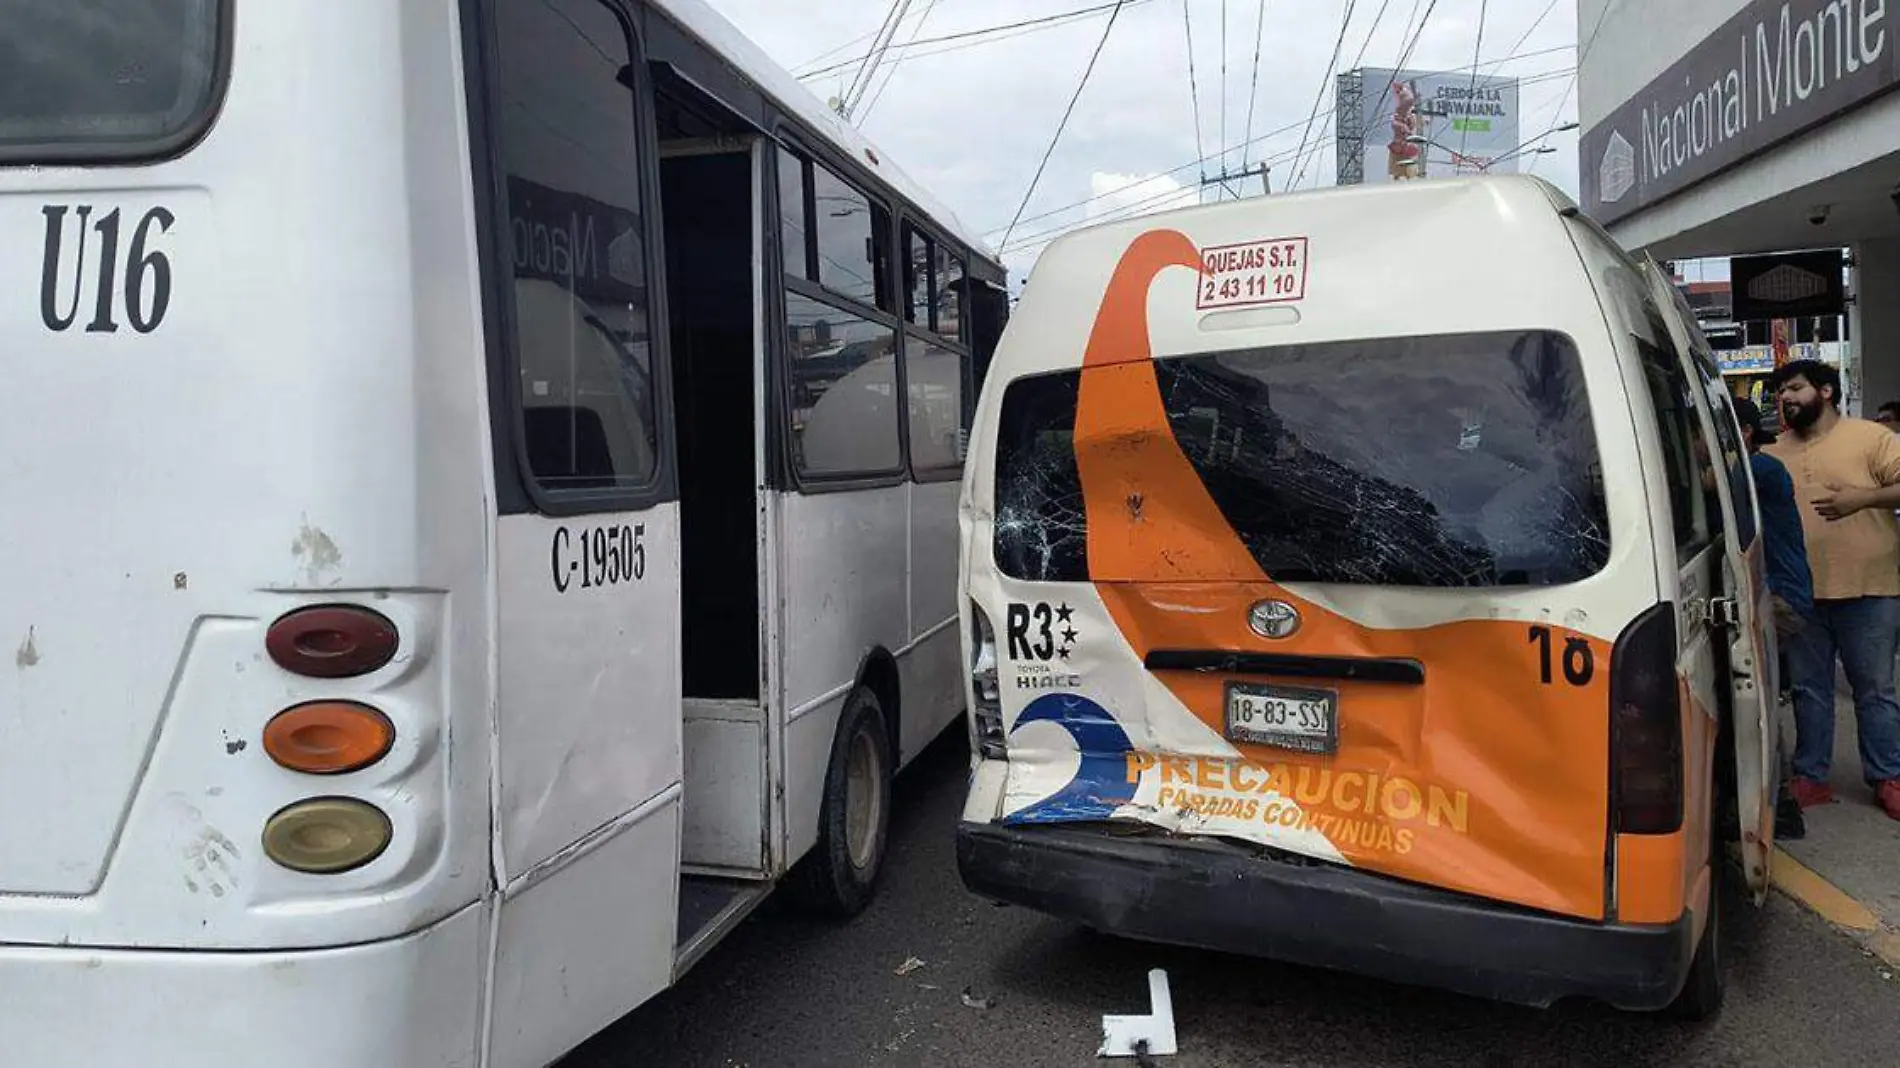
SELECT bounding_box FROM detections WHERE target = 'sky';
[711,0,1585,283]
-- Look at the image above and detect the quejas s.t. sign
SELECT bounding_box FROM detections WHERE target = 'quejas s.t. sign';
[1580,0,1900,227]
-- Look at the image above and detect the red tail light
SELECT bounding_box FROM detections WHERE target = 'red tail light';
[267,605,400,679]
[1610,603,1684,835]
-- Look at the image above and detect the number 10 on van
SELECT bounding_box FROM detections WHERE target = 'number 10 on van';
[1197,237,1308,311]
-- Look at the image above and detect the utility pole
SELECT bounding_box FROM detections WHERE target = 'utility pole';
[1199,163,1272,200]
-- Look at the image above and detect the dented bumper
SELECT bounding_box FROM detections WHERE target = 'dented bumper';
[956,821,1696,1012]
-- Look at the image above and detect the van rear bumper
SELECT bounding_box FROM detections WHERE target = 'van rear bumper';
[957,821,1696,1011]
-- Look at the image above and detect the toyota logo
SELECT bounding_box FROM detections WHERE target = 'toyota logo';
[1248,600,1301,640]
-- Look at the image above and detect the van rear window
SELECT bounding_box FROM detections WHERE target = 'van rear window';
[993,330,1611,587]
[0,0,225,162]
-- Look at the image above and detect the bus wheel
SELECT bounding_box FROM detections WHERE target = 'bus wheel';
[785,686,892,919]
[1670,842,1725,1020]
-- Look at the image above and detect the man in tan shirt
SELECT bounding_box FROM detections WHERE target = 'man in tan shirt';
[1764,359,1900,821]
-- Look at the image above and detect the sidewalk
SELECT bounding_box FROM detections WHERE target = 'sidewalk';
[1772,673,1900,969]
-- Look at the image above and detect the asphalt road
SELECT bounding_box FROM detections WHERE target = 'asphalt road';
[563,728,1900,1068]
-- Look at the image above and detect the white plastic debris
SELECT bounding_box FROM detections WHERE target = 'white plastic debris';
[1098,968,1177,1058]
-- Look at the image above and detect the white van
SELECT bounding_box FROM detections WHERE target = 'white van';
[955,174,1779,1018]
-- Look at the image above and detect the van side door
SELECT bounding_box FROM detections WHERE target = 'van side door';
[1642,262,1778,900]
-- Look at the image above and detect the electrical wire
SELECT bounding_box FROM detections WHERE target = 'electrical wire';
[1220,0,1230,181]
[1365,0,1440,145]
[981,45,1576,238]
[1303,0,1395,190]
[1455,0,1489,167]
[1345,0,1396,74]
[1287,0,1357,194]
[840,0,911,116]
[1530,0,1620,174]
[999,136,1340,256]
[1183,0,1208,189]
[989,111,1320,238]
[999,0,1130,250]
[1239,0,1267,172]
[1486,0,1559,77]
[797,0,1151,81]
[858,0,942,123]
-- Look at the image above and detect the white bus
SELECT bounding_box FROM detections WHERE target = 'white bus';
[0,2,1007,1065]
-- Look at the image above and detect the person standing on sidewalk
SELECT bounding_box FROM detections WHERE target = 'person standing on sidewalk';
[1764,359,1900,820]
[1732,396,1813,637]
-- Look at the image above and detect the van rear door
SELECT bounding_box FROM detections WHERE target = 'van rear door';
[978,214,1656,923]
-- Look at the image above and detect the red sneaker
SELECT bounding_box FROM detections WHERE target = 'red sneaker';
[1877,780,1900,822]
[1791,777,1837,809]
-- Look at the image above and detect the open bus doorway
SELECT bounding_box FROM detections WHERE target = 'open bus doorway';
[656,82,776,964]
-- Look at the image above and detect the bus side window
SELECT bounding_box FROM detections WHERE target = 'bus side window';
[493,0,662,503]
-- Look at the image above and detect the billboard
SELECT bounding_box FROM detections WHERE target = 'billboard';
[1353,68,1522,183]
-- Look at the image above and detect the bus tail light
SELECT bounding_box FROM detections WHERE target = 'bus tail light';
[264,701,395,775]
[266,605,400,678]
[1610,603,1684,835]
[262,797,393,874]
[970,602,1006,759]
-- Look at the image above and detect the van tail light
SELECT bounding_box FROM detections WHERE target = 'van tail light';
[970,602,1007,759]
[264,701,396,775]
[1610,603,1684,835]
[267,605,399,678]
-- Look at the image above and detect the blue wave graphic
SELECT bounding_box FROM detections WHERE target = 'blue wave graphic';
[1002,693,1137,824]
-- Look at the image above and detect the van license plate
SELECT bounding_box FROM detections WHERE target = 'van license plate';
[1224,682,1338,754]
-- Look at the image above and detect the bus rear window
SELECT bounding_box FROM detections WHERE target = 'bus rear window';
[993,330,1611,587]
[0,0,226,162]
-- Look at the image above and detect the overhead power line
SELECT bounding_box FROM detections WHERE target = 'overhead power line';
[981,43,1577,238]
[798,0,1151,82]
[1288,0,1358,191]
[1220,0,1230,177]
[837,0,915,119]
[1346,0,1397,73]
[858,0,943,122]
[1456,0,1490,166]
[1000,135,1341,257]
[1532,0,1621,173]
[1183,0,1207,188]
[1366,0,1441,140]
[1239,0,1267,171]
[980,33,1573,239]
[999,0,1130,250]
[1488,0,1560,77]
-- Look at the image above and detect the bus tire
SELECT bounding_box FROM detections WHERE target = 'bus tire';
[784,687,892,919]
[1669,833,1725,1021]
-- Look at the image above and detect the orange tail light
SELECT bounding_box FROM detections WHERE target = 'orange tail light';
[263,701,396,775]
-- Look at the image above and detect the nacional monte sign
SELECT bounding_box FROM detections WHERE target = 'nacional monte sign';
[1580,0,1900,227]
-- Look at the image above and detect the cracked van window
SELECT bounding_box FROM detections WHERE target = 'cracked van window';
[992,331,1611,587]
[0,0,224,160]
[994,371,1088,583]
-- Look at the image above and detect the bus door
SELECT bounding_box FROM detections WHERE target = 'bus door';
[655,107,780,970]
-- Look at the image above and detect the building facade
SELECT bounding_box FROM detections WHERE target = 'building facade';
[1577,0,1900,410]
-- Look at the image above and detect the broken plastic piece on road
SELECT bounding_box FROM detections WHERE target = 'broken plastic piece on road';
[959,986,996,1010]
[895,956,926,976]
[1099,968,1177,1059]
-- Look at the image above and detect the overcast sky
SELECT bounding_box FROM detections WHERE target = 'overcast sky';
[713,0,1583,281]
